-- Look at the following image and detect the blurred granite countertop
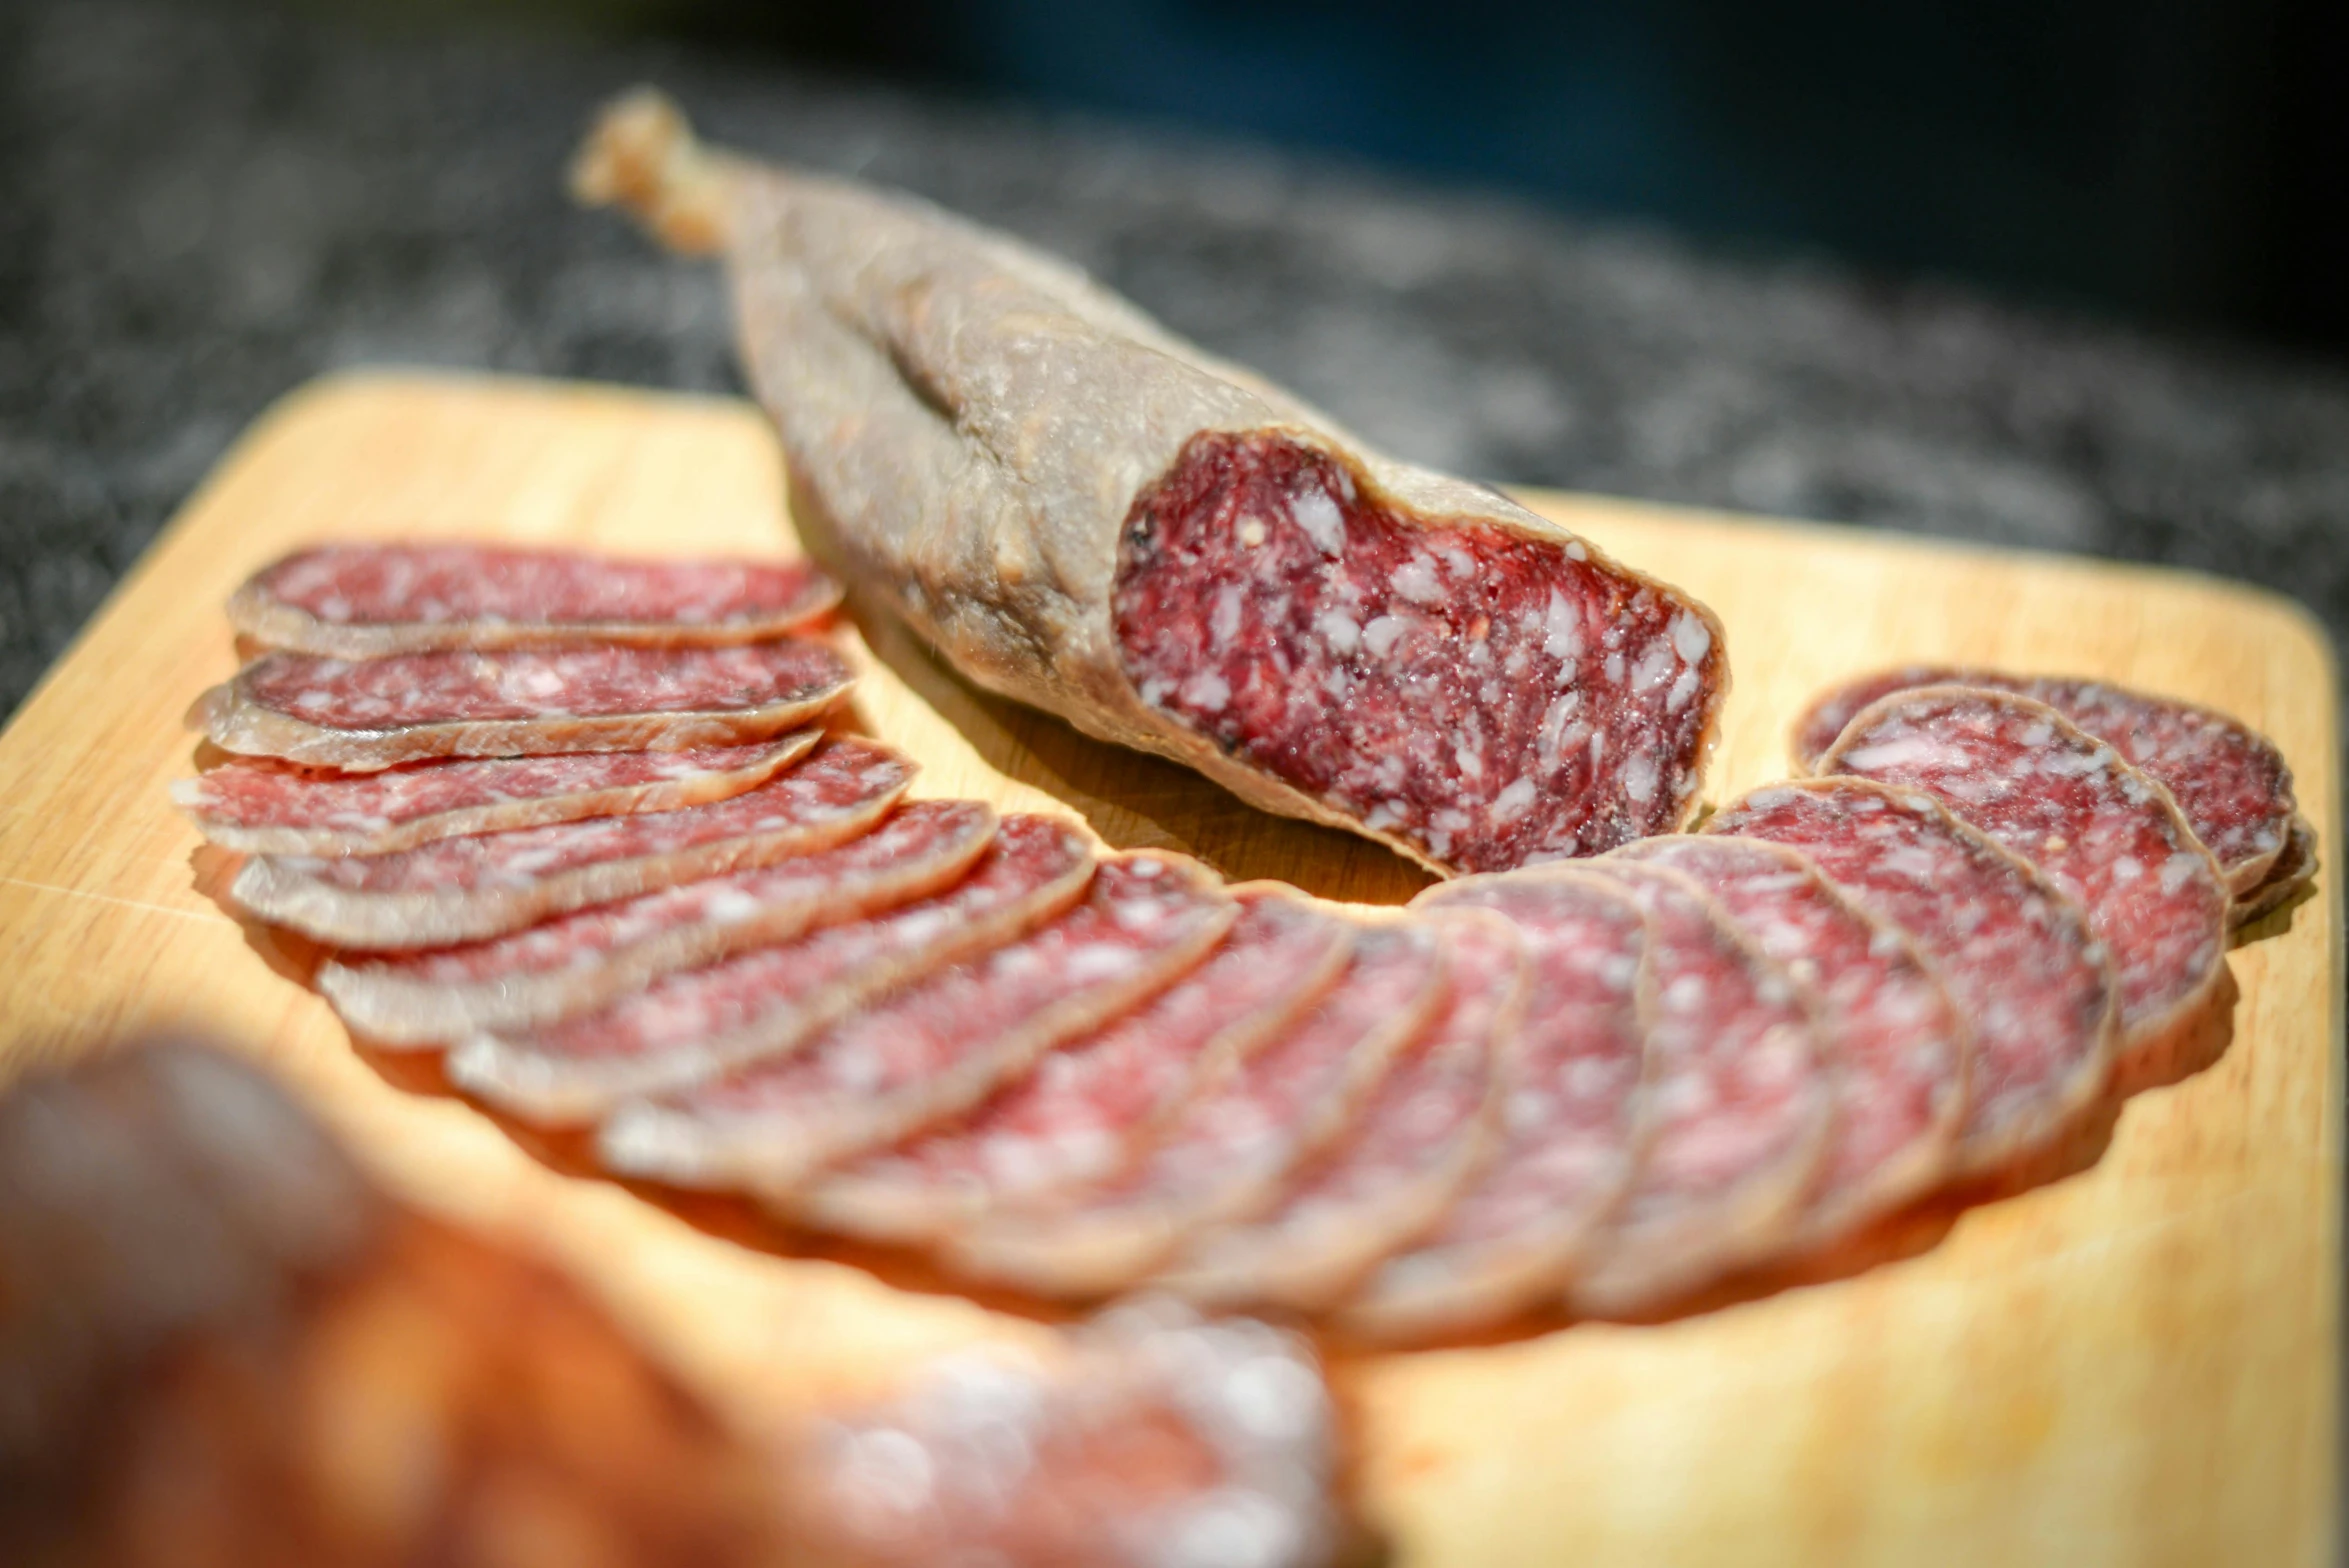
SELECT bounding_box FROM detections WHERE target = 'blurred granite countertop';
[7,0,2349,716]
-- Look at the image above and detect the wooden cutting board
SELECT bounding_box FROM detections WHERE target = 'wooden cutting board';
[0,370,2336,1567]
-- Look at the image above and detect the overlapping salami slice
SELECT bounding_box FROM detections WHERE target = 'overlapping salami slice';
[944,920,1447,1300]
[174,735,817,857]
[445,813,1093,1124]
[195,638,854,772]
[1791,665,2307,912]
[1708,778,2117,1179]
[231,737,912,949]
[793,887,1355,1245]
[1611,835,1969,1245]
[324,799,996,1047]
[1552,862,1831,1317]
[230,543,841,657]
[1337,874,1649,1342]
[1820,686,2233,1092]
[778,1299,1341,1568]
[597,854,1235,1192]
[1154,910,1521,1313]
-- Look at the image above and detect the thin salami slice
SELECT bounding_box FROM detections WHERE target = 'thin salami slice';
[1820,686,2233,1092]
[195,638,854,772]
[1708,777,2118,1179]
[1552,862,1831,1317]
[173,735,816,857]
[778,1299,1340,1568]
[941,921,1446,1300]
[1337,874,1648,1342]
[229,543,841,657]
[792,887,1355,1245]
[1114,431,1727,874]
[1791,665,2303,907]
[596,854,1235,1193]
[444,814,1093,1124]
[1154,910,1521,1313]
[1611,834,1969,1245]
[231,737,912,949]
[2237,815,2319,927]
[324,798,996,1047]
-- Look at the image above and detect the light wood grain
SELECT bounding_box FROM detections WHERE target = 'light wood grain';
[0,370,2336,1567]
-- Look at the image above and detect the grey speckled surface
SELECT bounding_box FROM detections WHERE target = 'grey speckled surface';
[6,0,2349,719]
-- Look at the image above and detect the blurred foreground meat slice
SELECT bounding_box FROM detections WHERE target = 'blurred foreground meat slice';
[781,1299,1344,1568]
[230,542,840,657]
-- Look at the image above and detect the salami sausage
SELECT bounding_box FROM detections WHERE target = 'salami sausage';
[229,542,840,657]
[1610,835,1969,1245]
[1154,909,1521,1313]
[596,854,1235,1193]
[1707,778,2118,1180]
[779,1299,1340,1568]
[1791,665,2307,913]
[576,91,1726,876]
[942,920,1446,1299]
[1552,862,1832,1317]
[1819,686,2233,1092]
[792,887,1355,1245]
[174,735,815,857]
[322,798,995,1046]
[1337,873,1648,1342]
[231,736,912,949]
[445,813,1093,1124]
[195,638,855,772]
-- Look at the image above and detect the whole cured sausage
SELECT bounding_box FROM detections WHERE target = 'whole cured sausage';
[574,91,1726,876]
[229,543,839,657]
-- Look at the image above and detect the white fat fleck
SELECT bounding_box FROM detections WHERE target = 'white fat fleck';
[1669,610,1711,664]
[1315,608,1361,656]
[1630,641,1677,695]
[1667,666,1701,711]
[1362,615,1412,660]
[1622,754,1659,804]
[1490,777,1537,824]
[1237,515,1268,549]
[1180,670,1232,713]
[1062,945,1143,983]
[292,690,334,714]
[1291,488,1345,555]
[2159,852,2204,893]
[703,888,764,925]
[1392,555,1446,605]
[1454,742,1484,781]
[1565,540,1588,562]
[1603,651,1626,684]
[2110,856,2144,883]
[1542,590,1584,663]
[1209,584,1246,649]
[1440,545,1477,580]
[1364,801,1406,831]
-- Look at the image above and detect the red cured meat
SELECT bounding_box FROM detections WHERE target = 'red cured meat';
[1553,862,1830,1316]
[230,543,841,657]
[779,1300,1339,1568]
[323,799,996,1047]
[197,639,855,771]
[445,814,1094,1123]
[1790,665,2303,906]
[231,737,913,949]
[1112,430,1726,874]
[1821,687,2232,1092]
[1156,910,1520,1313]
[942,921,1447,1299]
[1612,834,1969,1245]
[793,887,1355,1244]
[173,735,815,857]
[1339,873,1648,1341]
[596,854,1235,1193]
[1708,777,2117,1178]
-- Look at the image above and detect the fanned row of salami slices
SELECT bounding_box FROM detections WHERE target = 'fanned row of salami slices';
[183,543,2314,1344]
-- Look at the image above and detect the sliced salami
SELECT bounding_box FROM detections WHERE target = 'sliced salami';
[231,737,913,949]
[1337,874,1649,1342]
[1154,909,1521,1313]
[1820,686,2232,1092]
[173,735,816,857]
[792,886,1356,1245]
[1708,777,2118,1179]
[1791,665,2304,908]
[943,920,1447,1300]
[229,543,841,657]
[1610,834,1969,1245]
[778,1299,1340,1568]
[596,854,1235,1192]
[324,798,996,1047]
[445,813,1093,1124]
[1552,862,1831,1317]
[195,638,854,772]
